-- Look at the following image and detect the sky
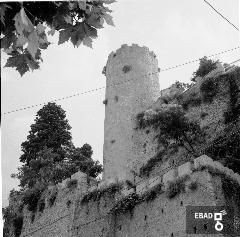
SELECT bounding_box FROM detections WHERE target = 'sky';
[1,0,240,207]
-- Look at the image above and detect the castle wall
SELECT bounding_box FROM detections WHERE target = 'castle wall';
[20,172,88,237]
[103,44,160,181]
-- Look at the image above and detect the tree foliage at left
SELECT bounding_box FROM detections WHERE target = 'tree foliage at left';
[4,102,103,235]
[0,1,115,76]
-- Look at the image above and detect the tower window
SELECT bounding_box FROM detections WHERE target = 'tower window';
[122,65,132,73]
[114,96,118,102]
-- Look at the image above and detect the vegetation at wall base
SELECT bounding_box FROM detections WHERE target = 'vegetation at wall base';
[81,182,123,204]
[140,183,163,202]
[111,193,141,214]
[200,77,219,103]
[223,68,240,124]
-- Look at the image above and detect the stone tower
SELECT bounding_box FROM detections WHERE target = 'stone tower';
[103,44,160,181]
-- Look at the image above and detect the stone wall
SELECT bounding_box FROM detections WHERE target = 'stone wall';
[20,172,88,237]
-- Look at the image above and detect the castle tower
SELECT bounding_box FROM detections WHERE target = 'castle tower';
[103,44,160,181]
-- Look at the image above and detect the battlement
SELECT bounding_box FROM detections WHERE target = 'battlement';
[107,43,157,62]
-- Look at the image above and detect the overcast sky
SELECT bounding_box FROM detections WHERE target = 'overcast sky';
[1,0,239,207]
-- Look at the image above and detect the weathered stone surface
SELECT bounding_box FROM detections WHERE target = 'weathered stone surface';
[178,162,193,177]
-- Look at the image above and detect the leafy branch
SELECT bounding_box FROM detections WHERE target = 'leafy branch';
[0,1,115,76]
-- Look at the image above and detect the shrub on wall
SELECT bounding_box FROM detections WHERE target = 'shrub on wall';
[200,78,219,103]
[192,57,218,82]
[81,182,123,204]
[111,193,140,214]
[166,175,190,199]
[177,92,202,110]
[141,183,163,202]
[22,184,46,212]
[223,69,240,124]
[48,187,58,207]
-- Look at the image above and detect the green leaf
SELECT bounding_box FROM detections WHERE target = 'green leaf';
[16,34,28,47]
[1,30,16,50]
[102,12,114,26]
[84,23,98,38]
[82,37,92,48]
[86,13,104,29]
[27,31,40,59]
[63,15,73,25]
[58,28,72,45]
[5,54,29,76]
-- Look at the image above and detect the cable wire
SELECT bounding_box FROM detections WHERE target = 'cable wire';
[203,0,239,31]
[2,47,240,116]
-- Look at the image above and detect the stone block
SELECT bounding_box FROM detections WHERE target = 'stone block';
[194,155,214,170]
[178,162,193,178]
[162,169,177,187]
[148,176,162,189]
[136,181,148,195]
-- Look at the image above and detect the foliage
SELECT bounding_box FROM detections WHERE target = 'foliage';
[200,112,208,120]
[205,125,240,174]
[68,144,103,178]
[66,179,78,190]
[22,182,46,212]
[136,106,205,157]
[166,175,190,199]
[81,182,123,204]
[188,181,198,191]
[48,187,58,207]
[223,69,240,124]
[221,176,240,210]
[3,205,23,237]
[12,102,103,192]
[177,92,202,110]
[0,1,115,76]
[140,183,162,202]
[38,199,45,213]
[139,150,166,177]
[111,193,141,214]
[200,77,219,103]
[20,102,72,165]
[192,56,218,81]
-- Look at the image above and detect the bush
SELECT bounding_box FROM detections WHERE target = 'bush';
[13,215,23,237]
[48,187,58,207]
[111,193,140,214]
[166,175,190,199]
[192,57,218,81]
[180,95,202,110]
[38,199,45,213]
[188,181,198,191]
[223,71,240,124]
[81,182,123,204]
[22,184,45,212]
[141,183,163,202]
[200,78,219,103]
